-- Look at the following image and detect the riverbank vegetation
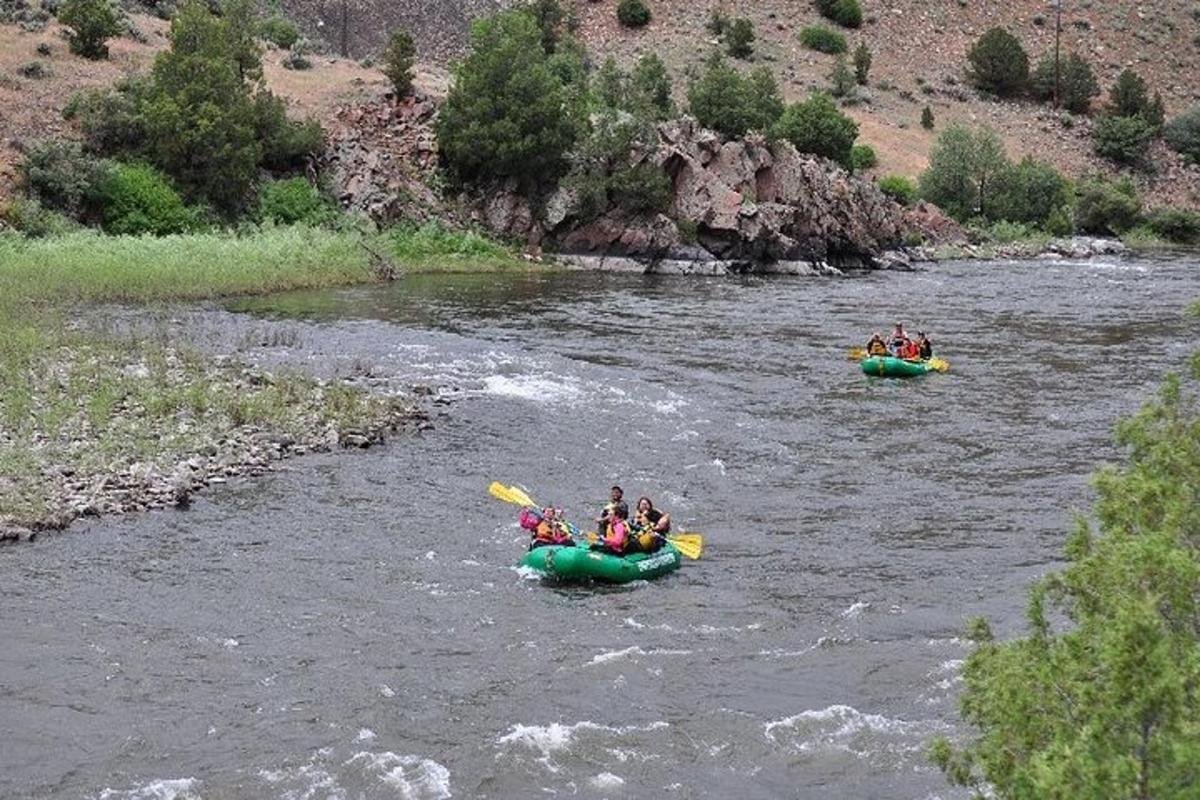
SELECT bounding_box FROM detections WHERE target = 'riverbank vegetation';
[932,339,1200,797]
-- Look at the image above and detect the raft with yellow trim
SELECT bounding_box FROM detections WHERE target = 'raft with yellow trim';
[861,356,938,378]
[518,543,683,583]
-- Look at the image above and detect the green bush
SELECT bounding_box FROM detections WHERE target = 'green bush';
[966,27,1028,96]
[770,92,858,168]
[256,13,299,49]
[257,177,332,225]
[616,0,651,28]
[92,162,201,235]
[609,163,672,214]
[58,0,121,59]
[1144,207,1200,244]
[64,77,153,157]
[0,198,79,237]
[918,124,1008,221]
[254,92,324,171]
[437,9,578,187]
[816,0,862,28]
[528,0,566,53]
[564,113,667,219]
[1164,104,1200,163]
[687,56,783,138]
[1030,52,1099,114]
[382,29,415,96]
[726,17,754,59]
[705,8,728,36]
[850,143,877,171]
[829,54,855,98]
[878,174,917,205]
[799,25,847,55]
[629,53,673,120]
[281,39,312,70]
[20,140,109,217]
[1106,69,1163,126]
[853,41,871,85]
[921,105,934,129]
[1074,175,1142,235]
[990,157,1072,228]
[1092,114,1156,166]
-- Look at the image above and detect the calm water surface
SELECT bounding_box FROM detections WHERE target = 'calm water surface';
[2,256,1197,799]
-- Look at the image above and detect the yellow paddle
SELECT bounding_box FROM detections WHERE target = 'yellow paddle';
[927,357,950,373]
[848,346,868,362]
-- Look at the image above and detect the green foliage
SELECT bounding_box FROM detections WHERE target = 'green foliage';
[382,28,416,96]
[1107,68,1163,126]
[1030,51,1099,114]
[918,125,1008,221]
[769,92,858,168]
[629,53,674,120]
[1092,114,1156,166]
[281,39,312,70]
[256,177,332,225]
[1144,207,1200,244]
[849,143,876,171]
[705,8,728,36]
[828,54,856,98]
[20,140,109,217]
[1164,104,1200,163]
[0,199,79,237]
[593,55,625,110]
[64,76,153,157]
[966,27,1029,97]
[566,112,669,219]
[816,0,862,28]
[726,17,754,59]
[921,105,934,129]
[92,162,202,236]
[436,9,578,188]
[616,0,650,28]
[1044,205,1074,237]
[687,56,783,138]
[878,174,917,206]
[253,92,324,171]
[799,25,847,55]
[852,41,871,85]
[256,13,300,49]
[935,360,1200,799]
[1073,175,1143,235]
[989,157,1072,229]
[58,0,120,59]
[528,0,566,53]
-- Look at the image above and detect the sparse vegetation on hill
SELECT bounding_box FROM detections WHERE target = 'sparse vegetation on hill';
[966,27,1028,97]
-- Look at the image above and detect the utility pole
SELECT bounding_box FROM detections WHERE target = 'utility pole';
[1053,0,1062,109]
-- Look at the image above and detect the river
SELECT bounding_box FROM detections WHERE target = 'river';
[2,256,1196,799]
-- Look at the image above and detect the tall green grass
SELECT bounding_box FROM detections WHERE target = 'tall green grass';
[387,222,529,271]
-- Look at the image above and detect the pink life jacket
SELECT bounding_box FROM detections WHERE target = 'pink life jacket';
[603,517,629,553]
[518,508,542,531]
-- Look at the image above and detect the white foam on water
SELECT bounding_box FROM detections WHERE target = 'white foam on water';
[355,728,376,742]
[585,646,693,666]
[221,638,239,649]
[622,617,675,631]
[496,720,668,771]
[345,751,452,800]
[96,778,200,800]
[379,684,396,698]
[763,704,949,768]
[589,772,625,790]
[841,601,871,619]
[483,374,583,404]
[258,758,343,800]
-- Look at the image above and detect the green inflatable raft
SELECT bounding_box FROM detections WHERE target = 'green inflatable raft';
[518,543,683,583]
[861,355,937,378]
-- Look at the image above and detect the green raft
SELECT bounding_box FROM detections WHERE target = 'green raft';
[518,543,683,583]
[861,355,936,378]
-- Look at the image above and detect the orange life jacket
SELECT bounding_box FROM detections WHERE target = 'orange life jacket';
[534,519,572,545]
[867,339,888,356]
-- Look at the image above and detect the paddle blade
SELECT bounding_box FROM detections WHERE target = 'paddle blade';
[927,358,950,373]
[488,481,519,504]
[668,534,703,560]
[848,347,867,362]
[507,485,538,508]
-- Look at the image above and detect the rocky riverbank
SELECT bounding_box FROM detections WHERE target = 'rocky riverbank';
[0,338,427,544]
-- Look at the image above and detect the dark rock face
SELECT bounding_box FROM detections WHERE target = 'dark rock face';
[322,98,909,270]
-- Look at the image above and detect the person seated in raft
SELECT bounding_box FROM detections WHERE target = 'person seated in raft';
[592,501,631,556]
[632,496,671,553]
[916,331,933,360]
[865,333,888,357]
[595,485,624,539]
[899,337,922,361]
[529,507,574,550]
[887,322,910,356]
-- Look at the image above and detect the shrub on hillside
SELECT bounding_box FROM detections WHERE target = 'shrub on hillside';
[705,8,728,36]
[1030,52,1099,114]
[616,0,650,28]
[966,27,1028,97]
[921,105,935,129]
[1144,207,1200,244]
[726,17,754,59]
[437,9,578,187]
[1092,114,1156,167]
[629,53,674,119]
[256,13,300,49]
[58,0,121,59]
[688,56,783,138]
[799,25,847,55]
[257,177,332,225]
[769,92,858,168]
[829,54,856,98]
[918,125,1008,221]
[92,162,202,235]
[816,0,861,28]
[850,143,876,171]
[853,41,871,85]
[1073,175,1142,235]
[529,0,567,53]
[1164,105,1200,163]
[0,199,79,237]
[608,163,672,214]
[64,77,153,157]
[878,175,917,206]
[989,157,1072,228]
[281,39,313,70]
[382,29,416,97]
[1106,69,1163,126]
[254,93,324,170]
[20,140,109,217]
